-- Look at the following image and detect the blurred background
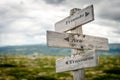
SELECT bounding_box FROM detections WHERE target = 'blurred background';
[0,0,120,80]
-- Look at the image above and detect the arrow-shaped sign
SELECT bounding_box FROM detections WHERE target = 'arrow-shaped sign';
[47,31,109,50]
[55,5,94,32]
[56,50,98,73]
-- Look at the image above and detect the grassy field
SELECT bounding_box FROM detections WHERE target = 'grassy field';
[0,54,120,80]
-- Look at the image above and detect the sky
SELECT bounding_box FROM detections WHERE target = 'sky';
[0,0,120,46]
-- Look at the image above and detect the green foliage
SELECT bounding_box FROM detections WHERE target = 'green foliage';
[103,67,120,74]
[85,56,120,80]
[33,76,57,80]
[0,64,17,67]
[0,55,120,80]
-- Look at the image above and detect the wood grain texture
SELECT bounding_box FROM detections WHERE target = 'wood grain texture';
[47,31,109,50]
[72,69,84,80]
[55,5,94,32]
[71,26,85,80]
[56,50,98,73]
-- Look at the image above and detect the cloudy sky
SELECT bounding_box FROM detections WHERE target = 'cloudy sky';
[0,0,120,46]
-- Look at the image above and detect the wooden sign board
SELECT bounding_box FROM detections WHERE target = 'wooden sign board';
[56,50,98,73]
[47,31,109,50]
[55,5,94,32]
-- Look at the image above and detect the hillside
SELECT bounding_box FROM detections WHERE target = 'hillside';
[0,55,120,80]
[0,43,120,56]
[0,45,71,56]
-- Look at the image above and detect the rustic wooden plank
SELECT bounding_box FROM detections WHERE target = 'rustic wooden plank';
[56,50,98,73]
[55,5,94,32]
[47,31,109,50]
[71,26,85,80]
[72,69,85,80]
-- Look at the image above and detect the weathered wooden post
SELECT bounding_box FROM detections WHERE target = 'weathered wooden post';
[47,5,109,80]
[70,8,84,80]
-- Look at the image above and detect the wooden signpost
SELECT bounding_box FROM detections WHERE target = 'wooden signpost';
[46,5,109,80]
[56,50,98,73]
[47,31,109,50]
[55,5,94,32]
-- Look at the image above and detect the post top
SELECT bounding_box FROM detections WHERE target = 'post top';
[70,8,81,16]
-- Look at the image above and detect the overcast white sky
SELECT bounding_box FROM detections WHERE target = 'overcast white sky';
[0,0,120,46]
